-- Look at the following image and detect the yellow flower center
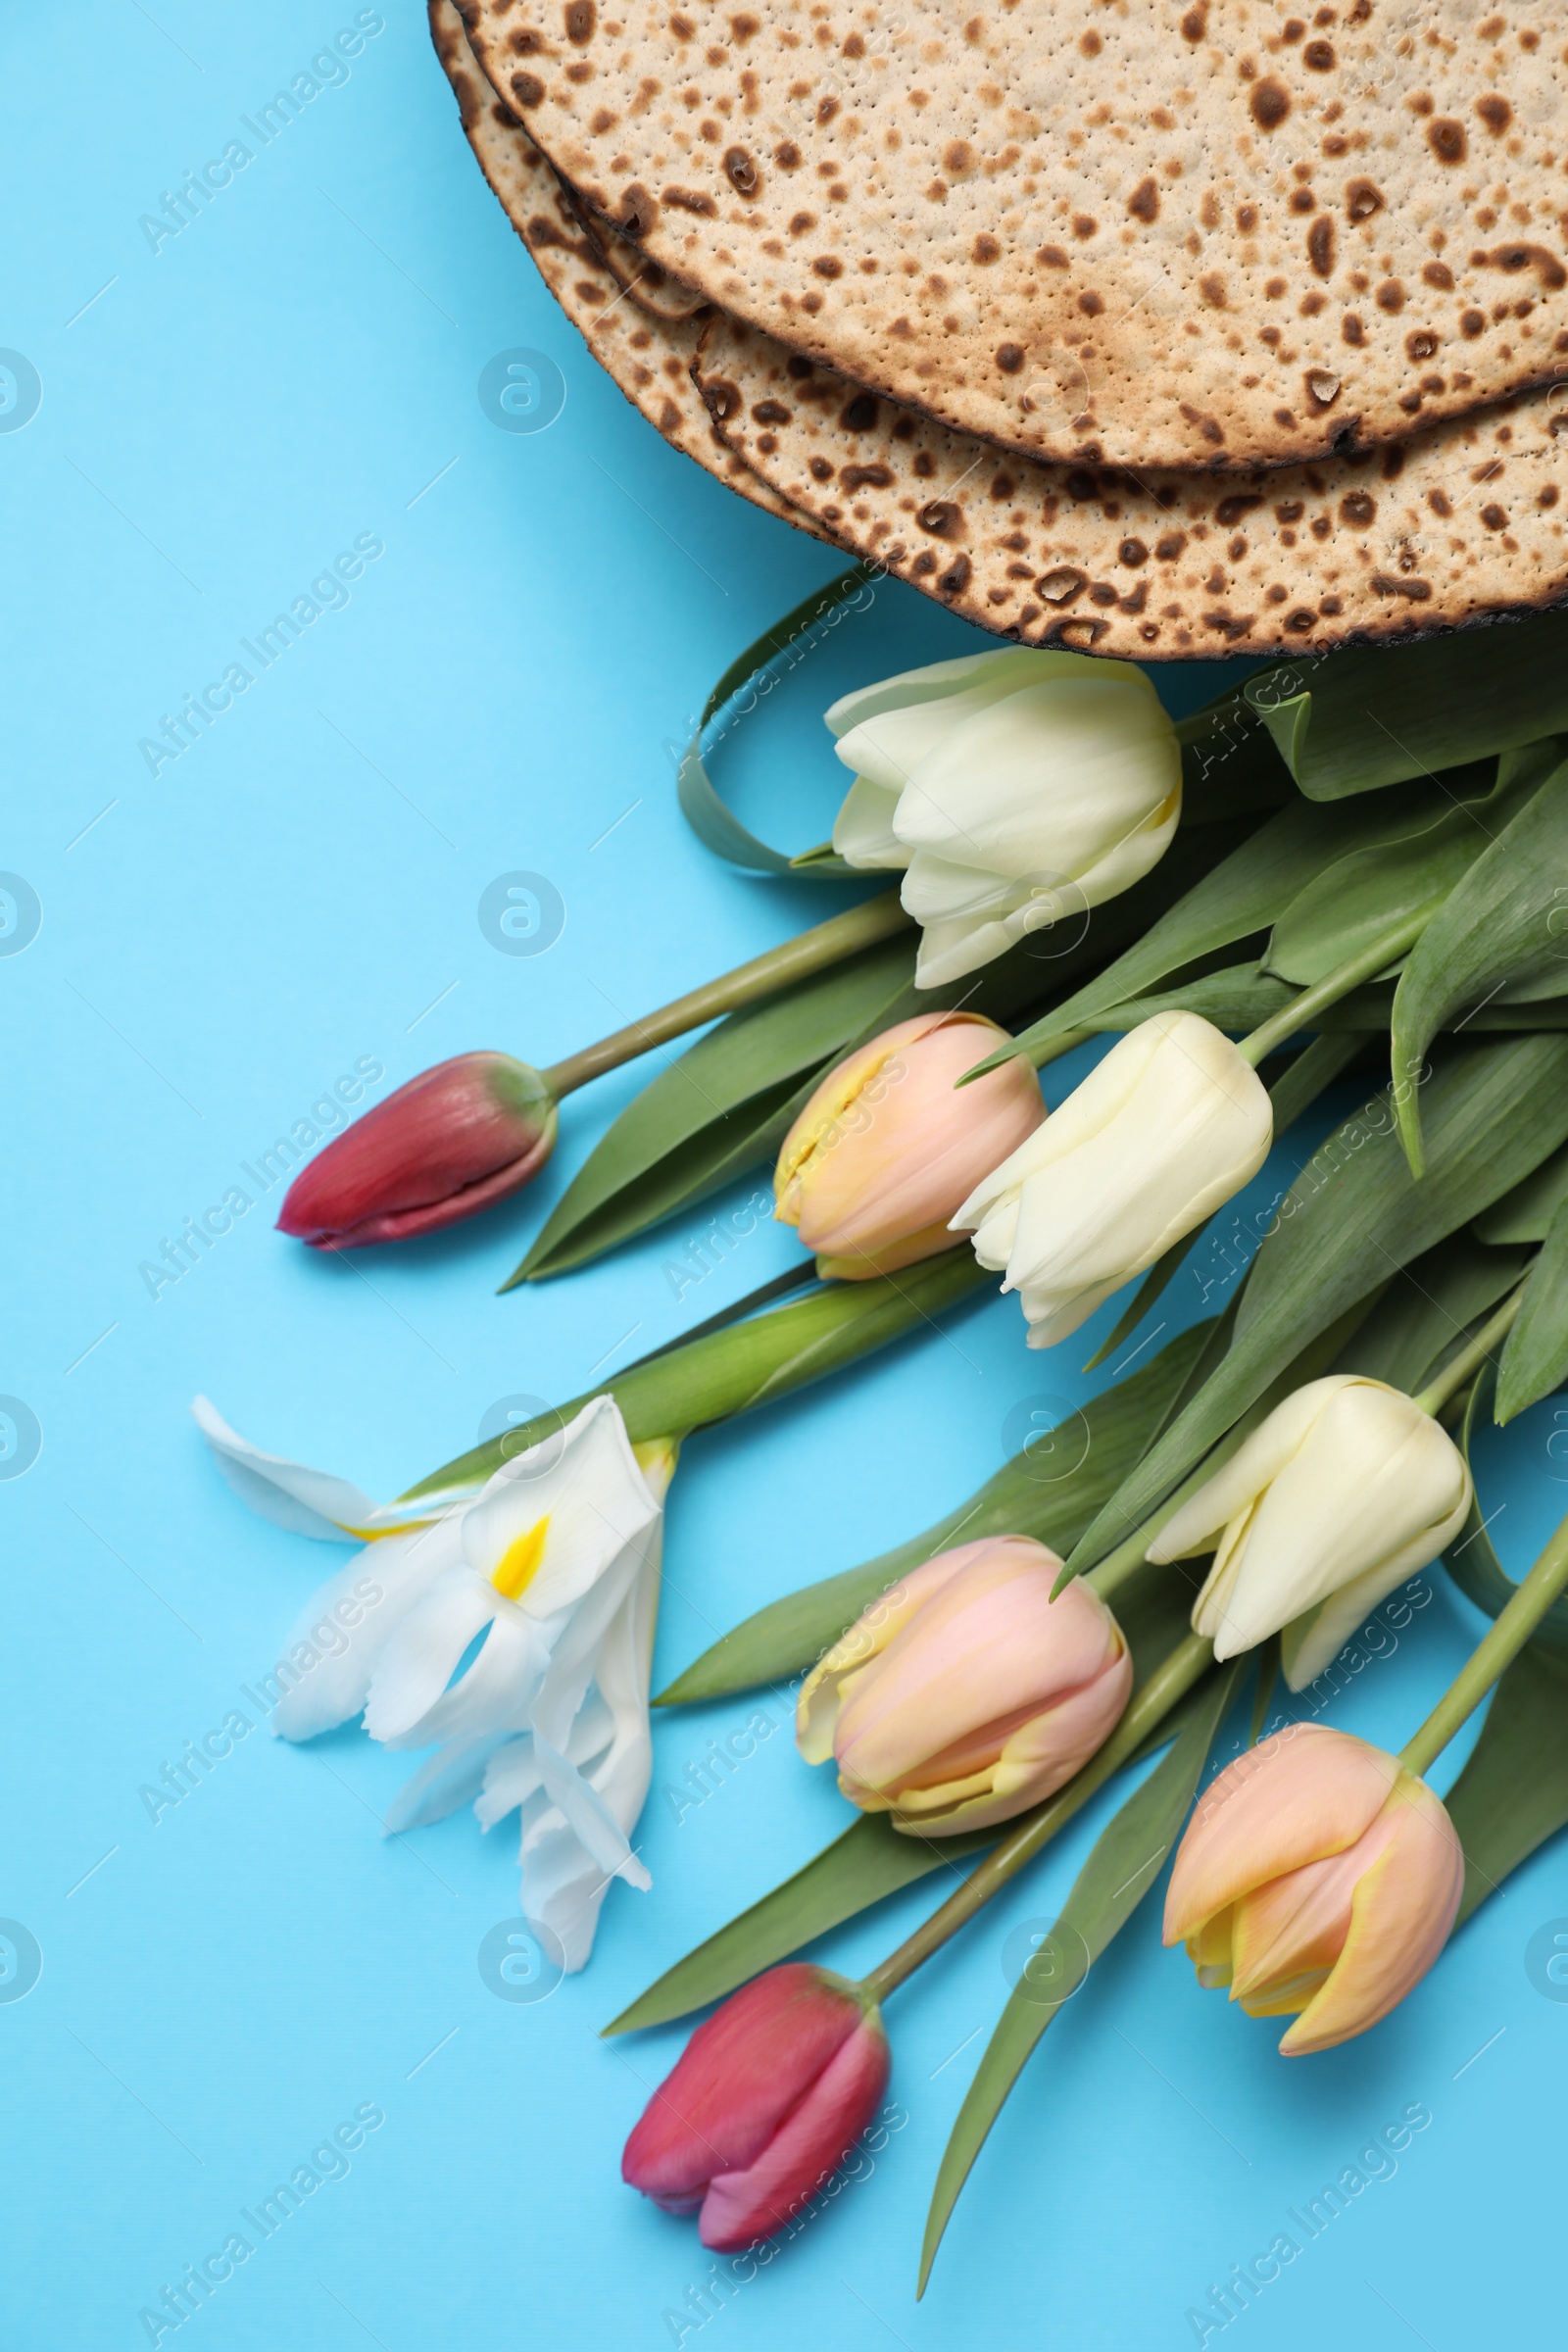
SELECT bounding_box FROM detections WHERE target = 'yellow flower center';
[490,1516,551,1600]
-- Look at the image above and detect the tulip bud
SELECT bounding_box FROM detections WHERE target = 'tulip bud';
[621,1963,890,2249]
[826,648,1182,988]
[796,1537,1132,1835]
[1163,1725,1463,2055]
[954,1011,1273,1348]
[774,1012,1044,1279]
[277,1053,558,1249]
[1148,1377,1473,1690]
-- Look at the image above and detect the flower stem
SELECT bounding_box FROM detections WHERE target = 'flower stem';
[861,1633,1212,2003]
[1410,1285,1526,1418]
[1399,1507,1568,1777]
[539,890,912,1099]
[1236,905,1437,1070]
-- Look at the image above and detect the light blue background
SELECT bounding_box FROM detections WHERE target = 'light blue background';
[4,6,1562,2346]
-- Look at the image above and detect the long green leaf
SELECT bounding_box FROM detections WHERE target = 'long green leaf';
[1444,1367,1568,1655]
[1446,1642,1568,1927]
[656,1323,1211,1706]
[1391,759,1568,1171]
[1262,763,1508,986]
[1066,1036,1568,1575]
[1496,1188,1568,1423]
[917,1659,1243,2294]
[1474,1138,1568,1243]
[1249,617,1568,799]
[969,782,1469,1078]
[403,1246,990,1502]
[610,1585,1207,2035]
[1334,1232,1533,1395]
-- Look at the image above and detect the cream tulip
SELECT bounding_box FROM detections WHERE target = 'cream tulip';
[1147,1376,1473,1690]
[827,648,1182,988]
[953,1011,1273,1348]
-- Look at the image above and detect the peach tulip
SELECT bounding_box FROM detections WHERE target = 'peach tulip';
[1163,1724,1463,2055]
[797,1536,1132,1835]
[774,1011,1044,1279]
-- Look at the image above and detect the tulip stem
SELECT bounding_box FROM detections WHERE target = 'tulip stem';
[538,890,913,1099]
[1399,1508,1568,1778]
[861,1633,1213,2003]
[1236,906,1438,1069]
[1410,1285,1527,1419]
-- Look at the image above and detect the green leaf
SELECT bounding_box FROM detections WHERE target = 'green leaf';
[916,1659,1244,2294]
[1334,1231,1533,1394]
[1262,765,1506,987]
[1066,1036,1568,1576]
[610,1589,1206,2035]
[514,931,919,1280]
[1445,1366,1568,1657]
[403,1246,991,1502]
[1474,1138,1568,1244]
[971,783,1471,1078]
[1496,1187,1568,1423]
[655,1322,1211,1706]
[676,564,874,878]
[1391,760,1568,1171]
[1446,1642,1568,1927]
[1248,614,1568,799]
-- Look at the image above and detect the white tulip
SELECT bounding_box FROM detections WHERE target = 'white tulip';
[952,1011,1273,1348]
[1147,1376,1473,1690]
[193,1394,672,1971]
[826,647,1182,988]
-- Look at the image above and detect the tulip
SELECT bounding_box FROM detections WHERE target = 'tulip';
[827,647,1182,988]
[1163,1724,1463,2054]
[277,1052,557,1249]
[193,1393,672,1970]
[773,1011,1044,1279]
[1147,1377,1473,1690]
[954,1011,1273,1348]
[622,1964,890,2248]
[796,1537,1132,1835]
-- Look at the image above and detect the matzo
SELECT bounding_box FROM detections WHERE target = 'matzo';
[459,0,1568,473]
[694,306,1568,653]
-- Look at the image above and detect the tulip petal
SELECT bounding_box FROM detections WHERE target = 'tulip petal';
[1281,1485,1472,1691]
[1150,1379,1354,1563]
[824,647,1102,739]
[1163,1725,1396,1947]
[192,1396,419,1538]
[1278,1776,1463,2054]
[833,663,1063,793]
[796,1542,990,1763]
[270,1515,466,1741]
[698,2018,891,2251]
[831,775,906,869]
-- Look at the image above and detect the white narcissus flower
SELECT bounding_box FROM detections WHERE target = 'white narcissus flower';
[193,1394,672,1972]
[826,647,1182,988]
[952,1011,1273,1348]
[1146,1376,1473,1690]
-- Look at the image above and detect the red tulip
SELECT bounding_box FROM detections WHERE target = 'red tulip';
[622,1964,890,2249]
[277,1053,557,1249]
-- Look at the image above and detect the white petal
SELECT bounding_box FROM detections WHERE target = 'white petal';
[1148,1379,1356,1562]
[461,1395,659,1620]
[831,775,907,869]
[270,1515,466,1741]
[824,647,1091,739]
[1281,1483,1473,1690]
[192,1396,407,1540]
[476,1736,545,1831]
[383,1733,509,1831]
[362,1568,502,1744]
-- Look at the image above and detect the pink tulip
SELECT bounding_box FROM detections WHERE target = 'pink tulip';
[797,1537,1132,1835]
[277,1053,557,1249]
[774,1012,1044,1279]
[621,1964,890,2250]
[1163,1723,1464,2055]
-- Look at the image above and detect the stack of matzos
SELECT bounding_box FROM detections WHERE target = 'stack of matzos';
[433,0,1568,657]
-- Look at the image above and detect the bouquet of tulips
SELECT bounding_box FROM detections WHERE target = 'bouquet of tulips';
[198,576,1568,2287]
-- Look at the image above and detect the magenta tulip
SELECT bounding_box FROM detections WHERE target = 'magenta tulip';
[277,1052,557,1249]
[621,1964,890,2250]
